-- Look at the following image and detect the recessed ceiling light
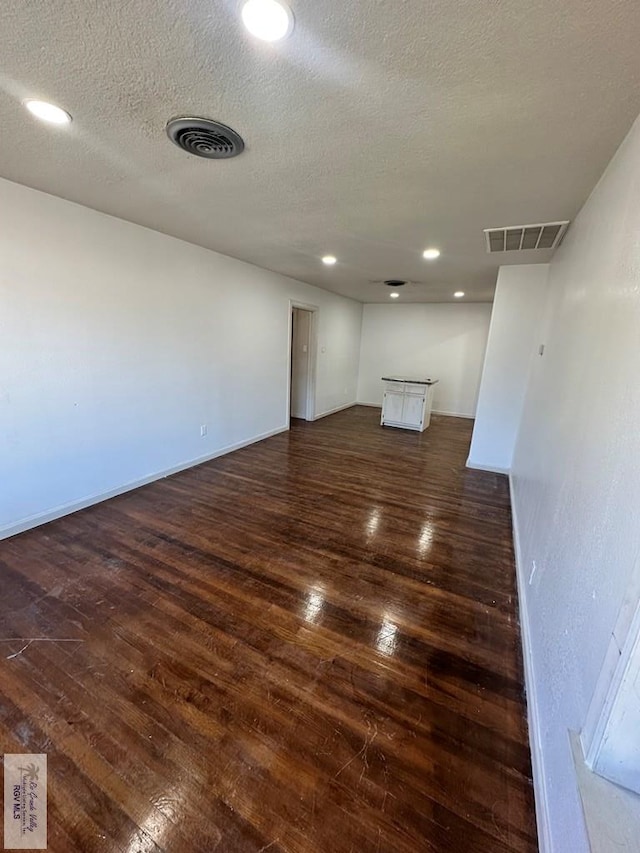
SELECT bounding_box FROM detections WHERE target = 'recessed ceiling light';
[24,99,72,125]
[322,255,337,266]
[241,0,294,41]
[454,291,465,298]
[422,248,440,260]
[390,292,400,299]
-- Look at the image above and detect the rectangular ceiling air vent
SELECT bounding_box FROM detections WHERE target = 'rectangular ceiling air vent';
[484,221,569,253]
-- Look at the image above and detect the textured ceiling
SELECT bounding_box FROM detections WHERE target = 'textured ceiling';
[1,0,640,303]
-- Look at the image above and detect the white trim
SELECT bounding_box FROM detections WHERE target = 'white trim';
[466,458,510,475]
[510,474,553,853]
[585,597,640,789]
[432,409,475,419]
[288,300,319,422]
[356,402,475,420]
[313,402,356,420]
[581,635,620,766]
[571,730,640,852]
[0,424,289,541]
[582,560,640,768]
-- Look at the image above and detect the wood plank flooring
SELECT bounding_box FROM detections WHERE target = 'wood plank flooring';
[0,407,537,852]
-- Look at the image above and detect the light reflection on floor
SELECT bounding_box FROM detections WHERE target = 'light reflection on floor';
[303,585,325,623]
[376,615,399,656]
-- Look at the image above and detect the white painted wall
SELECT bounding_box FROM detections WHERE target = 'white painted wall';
[0,178,362,537]
[357,303,492,417]
[467,265,549,474]
[511,114,640,852]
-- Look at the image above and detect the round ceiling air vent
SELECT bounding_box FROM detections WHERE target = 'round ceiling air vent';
[384,279,407,287]
[166,117,245,159]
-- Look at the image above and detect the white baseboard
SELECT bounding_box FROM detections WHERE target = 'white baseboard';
[356,402,475,420]
[313,401,356,420]
[466,458,510,475]
[510,474,553,853]
[0,424,289,541]
[432,409,474,419]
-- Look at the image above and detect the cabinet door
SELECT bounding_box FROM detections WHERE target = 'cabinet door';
[383,391,404,423]
[402,393,425,428]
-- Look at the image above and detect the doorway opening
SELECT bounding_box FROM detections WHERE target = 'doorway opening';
[289,303,317,423]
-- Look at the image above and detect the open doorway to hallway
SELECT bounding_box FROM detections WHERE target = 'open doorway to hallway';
[289,304,316,422]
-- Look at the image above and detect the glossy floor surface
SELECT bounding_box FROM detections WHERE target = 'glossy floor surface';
[0,408,537,852]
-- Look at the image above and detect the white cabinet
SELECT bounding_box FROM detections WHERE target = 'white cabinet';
[402,393,427,428]
[382,390,405,424]
[380,377,438,432]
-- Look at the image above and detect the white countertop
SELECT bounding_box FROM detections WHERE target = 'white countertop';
[381,376,439,385]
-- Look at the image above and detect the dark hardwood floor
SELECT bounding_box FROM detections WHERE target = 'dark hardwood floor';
[0,407,537,852]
